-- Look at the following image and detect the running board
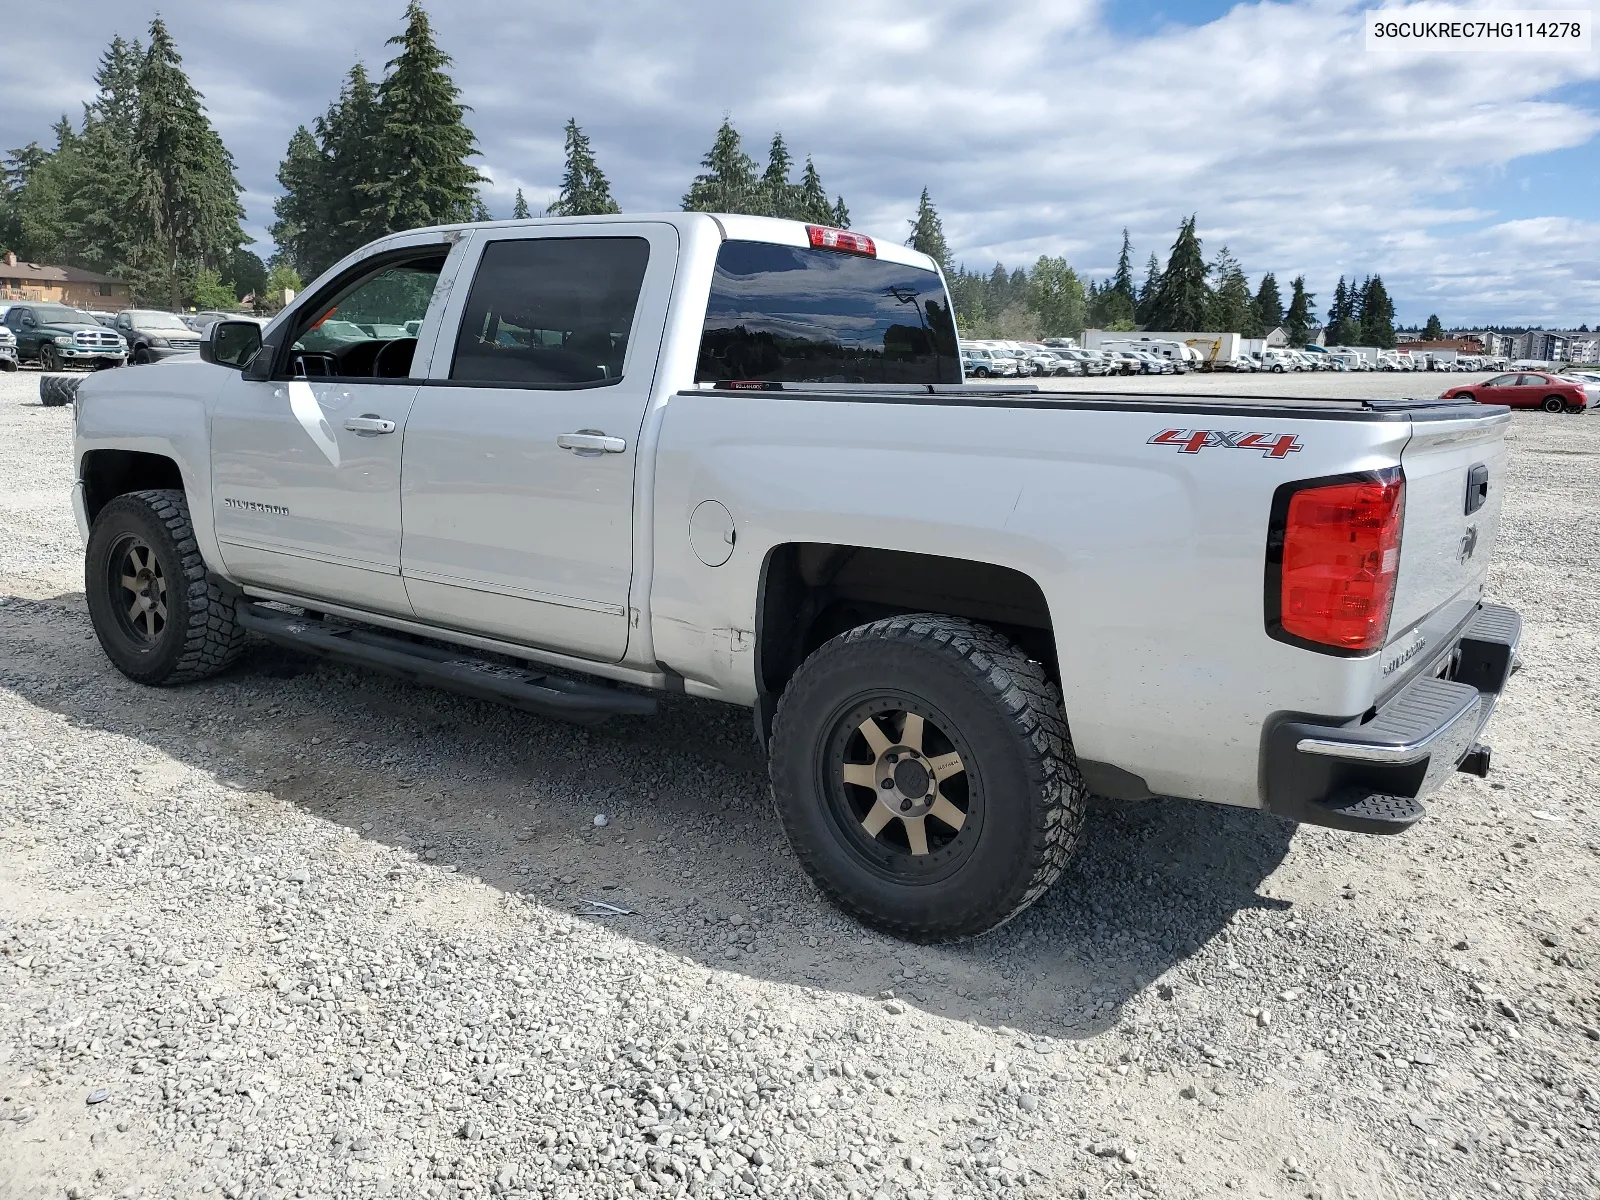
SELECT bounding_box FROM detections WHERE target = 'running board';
[236,602,657,726]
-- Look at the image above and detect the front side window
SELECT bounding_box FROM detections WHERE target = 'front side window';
[450,237,650,386]
[286,256,446,379]
[695,241,959,385]
[1482,374,1517,387]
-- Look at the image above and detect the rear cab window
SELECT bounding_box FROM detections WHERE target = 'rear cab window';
[695,241,960,385]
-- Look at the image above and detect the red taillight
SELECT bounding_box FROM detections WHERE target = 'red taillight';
[1268,472,1405,654]
[806,225,876,257]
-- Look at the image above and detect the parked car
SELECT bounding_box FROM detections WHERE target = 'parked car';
[70,211,1521,942]
[184,310,254,333]
[1440,371,1589,413]
[960,348,1017,378]
[2,302,128,371]
[0,323,17,371]
[1055,348,1109,375]
[113,310,205,364]
[1043,350,1084,376]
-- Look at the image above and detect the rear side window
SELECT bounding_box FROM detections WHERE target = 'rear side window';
[451,237,650,386]
[696,241,959,385]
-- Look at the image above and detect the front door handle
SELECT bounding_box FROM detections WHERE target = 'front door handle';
[343,415,397,435]
[557,431,627,454]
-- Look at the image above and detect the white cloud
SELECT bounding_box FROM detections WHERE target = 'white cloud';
[0,0,1595,322]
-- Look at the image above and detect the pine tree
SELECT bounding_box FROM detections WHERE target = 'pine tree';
[1359,276,1396,348]
[224,247,267,302]
[987,263,1012,317]
[269,126,330,281]
[1145,216,1210,331]
[511,189,530,219]
[1135,253,1160,325]
[948,267,987,333]
[1205,246,1250,334]
[905,189,951,272]
[1111,228,1136,310]
[1423,313,1444,340]
[322,64,387,255]
[758,132,795,219]
[1326,276,1351,344]
[1029,256,1086,337]
[549,118,620,217]
[682,119,757,214]
[364,1,486,235]
[1251,272,1284,335]
[6,123,79,265]
[66,36,144,275]
[129,18,246,306]
[1284,276,1316,345]
[831,196,850,229]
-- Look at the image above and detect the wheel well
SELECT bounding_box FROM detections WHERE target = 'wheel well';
[81,450,184,523]
[754,542,1057,741]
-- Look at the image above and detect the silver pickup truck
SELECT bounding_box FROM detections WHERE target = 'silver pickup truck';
[71,213,1520,941]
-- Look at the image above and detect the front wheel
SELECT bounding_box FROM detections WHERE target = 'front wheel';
[85,489,247,685]
[1455,392,1476,403]
[1542,396,1565,413]
[40,345,61,372]
[769,614,1086,942]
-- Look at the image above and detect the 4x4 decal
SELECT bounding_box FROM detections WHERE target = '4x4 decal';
[1147,428,1304,459]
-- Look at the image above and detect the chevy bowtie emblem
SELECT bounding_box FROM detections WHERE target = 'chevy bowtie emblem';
[1147,428,1304,459]
[1458,525,1479,564]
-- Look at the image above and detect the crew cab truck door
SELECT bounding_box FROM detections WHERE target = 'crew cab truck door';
[399,223,676,662]
[210,239,465,615]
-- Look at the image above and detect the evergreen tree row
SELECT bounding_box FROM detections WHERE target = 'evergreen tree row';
[924,201,1399,348]
[681,120,849,226]
[0,21,254,308]
[271,1,487,283]
[1326,274,1398,349]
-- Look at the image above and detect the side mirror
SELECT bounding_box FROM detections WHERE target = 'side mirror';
[201,320,262,370]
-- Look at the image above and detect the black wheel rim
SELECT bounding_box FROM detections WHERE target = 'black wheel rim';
[106,533,169,646]
[816,693,984,883]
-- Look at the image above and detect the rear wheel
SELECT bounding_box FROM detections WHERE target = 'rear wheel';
[1542,396,1565,413]
[769,614,1086,941]
[86,489,247,685]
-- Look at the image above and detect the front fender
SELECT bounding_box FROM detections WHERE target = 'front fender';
[74,358,235,584]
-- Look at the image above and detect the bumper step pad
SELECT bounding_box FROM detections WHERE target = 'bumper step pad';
[1311,788,1426,834]
[237,602,657,726]
[1456,603,1521,694]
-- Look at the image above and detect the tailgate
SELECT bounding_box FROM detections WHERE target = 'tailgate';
[1385,407,1510,681]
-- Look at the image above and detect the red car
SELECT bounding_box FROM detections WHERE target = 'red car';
[1441,371,1589,413]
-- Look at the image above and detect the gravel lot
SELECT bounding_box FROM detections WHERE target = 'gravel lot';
[1,367,1596,1200]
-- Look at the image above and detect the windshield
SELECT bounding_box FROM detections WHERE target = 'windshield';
[34,305,97,324]
[126,311,191,330]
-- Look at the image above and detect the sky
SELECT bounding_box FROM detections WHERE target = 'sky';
[1,0,1597,327]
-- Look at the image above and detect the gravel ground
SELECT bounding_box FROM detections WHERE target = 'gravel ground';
[1,367,1596,1200]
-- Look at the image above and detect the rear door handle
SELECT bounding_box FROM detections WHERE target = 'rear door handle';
[557,431,627,454]
[343,416,396,434]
